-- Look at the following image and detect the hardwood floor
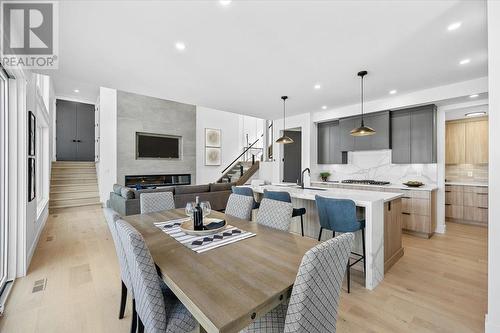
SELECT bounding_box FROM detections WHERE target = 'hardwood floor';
[0,208,487,333]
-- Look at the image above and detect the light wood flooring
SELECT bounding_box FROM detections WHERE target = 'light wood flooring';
[0,207,487,333]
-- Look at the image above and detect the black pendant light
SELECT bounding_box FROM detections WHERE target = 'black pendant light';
[351,70,376,136]
[276,96,294,144]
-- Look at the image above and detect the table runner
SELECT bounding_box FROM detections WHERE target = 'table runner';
[154,217,256,253]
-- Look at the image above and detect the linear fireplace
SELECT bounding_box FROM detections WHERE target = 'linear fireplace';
[125,174,191,188]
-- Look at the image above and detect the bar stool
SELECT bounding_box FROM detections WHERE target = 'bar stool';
[315,195,366,293]
[263,190,306,236]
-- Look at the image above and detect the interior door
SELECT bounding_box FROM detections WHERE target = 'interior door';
[76,103,95,161]
[283,130,302,183]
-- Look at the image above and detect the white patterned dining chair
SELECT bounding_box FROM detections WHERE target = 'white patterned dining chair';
[103,207,137,331]
[255,198,293,231]
[140,192,175,214]
[116,219,197,333]
[225,193,255,220]
[240,233,355,333]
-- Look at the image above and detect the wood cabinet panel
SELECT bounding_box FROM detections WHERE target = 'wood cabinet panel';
[446,190,464,205]
[445,122,466,164]
[402,213,430,234]
[445,204,463,219]
[384,199,403,272]
[465,119,488,164]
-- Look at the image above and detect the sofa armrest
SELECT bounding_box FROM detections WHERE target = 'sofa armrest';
[108,192,140,216]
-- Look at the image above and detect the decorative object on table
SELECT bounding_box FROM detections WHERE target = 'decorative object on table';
[28,111,36,156]
[276,96,293,144]
[205,128,221,147]
[193,196,204,231]
[205,147,221,166]
[28,157,36,202]
[180,218,227,236]
[351,70,376,136]
[320,171,331,182]
[154,219,255,253]
[403,180,424,188]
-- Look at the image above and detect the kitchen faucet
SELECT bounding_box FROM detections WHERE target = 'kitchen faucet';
[300,168,311,189]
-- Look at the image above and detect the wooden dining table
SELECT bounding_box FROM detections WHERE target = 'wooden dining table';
[123,208,319,333]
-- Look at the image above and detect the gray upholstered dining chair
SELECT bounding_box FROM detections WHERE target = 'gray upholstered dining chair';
[103,208,137,332]
[225,193,255,221]
[240,233,355,333]
[116,219,197,333]
[255,198,293,232]
[140,192,175,214]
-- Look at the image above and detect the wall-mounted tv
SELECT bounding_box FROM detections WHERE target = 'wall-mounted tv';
[136,132,181,159]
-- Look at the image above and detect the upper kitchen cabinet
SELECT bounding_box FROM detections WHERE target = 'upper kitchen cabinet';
[446,117,488,165]
[317,120,342,164]
[338,111,390,152]
[339,117,356,152]
[391,104,437,164]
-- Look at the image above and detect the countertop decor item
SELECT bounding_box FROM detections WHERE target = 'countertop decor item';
[320,172,331,182]
[276,96,294,144]
[351,70,376,136]
[403,181,424,188]
[180,218,227,236]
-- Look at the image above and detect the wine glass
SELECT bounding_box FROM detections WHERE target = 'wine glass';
[200,201,211,218]
[185,202,195,218]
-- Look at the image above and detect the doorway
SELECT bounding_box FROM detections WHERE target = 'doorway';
[56,99,95,161]
[282,129,302,183]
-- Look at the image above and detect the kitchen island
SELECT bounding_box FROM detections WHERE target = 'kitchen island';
[251,184,404,290]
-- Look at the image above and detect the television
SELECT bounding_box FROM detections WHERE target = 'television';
[136,132,181,159]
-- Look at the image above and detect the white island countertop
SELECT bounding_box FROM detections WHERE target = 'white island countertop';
[311,181,438,191]
[252,184,404,206]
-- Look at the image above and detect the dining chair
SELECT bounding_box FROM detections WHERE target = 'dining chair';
[225,193,255,221]
[255,198,293,232]
[103,208,137,333]
[232,186,260,209]
[262,190,306,236]
[140,191,175,214]
[116,219,197,333]
[315,195,366,293]
[240,233,355,333]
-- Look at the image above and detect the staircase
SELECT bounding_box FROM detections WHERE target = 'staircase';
[49,161,101,213]
[219,161,260,185]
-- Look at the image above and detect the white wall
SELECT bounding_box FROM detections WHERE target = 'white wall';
[486,1,500,331]
[96,87,117,203]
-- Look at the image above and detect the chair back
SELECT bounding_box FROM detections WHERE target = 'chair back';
[284,233,355,333]
[231,186,253,197]
[256,198,293,231]
[263,189,292,203]
[315,195,361,233]
[116,220,167,333]
[225,193,254,221]
[103,208,133,296]
[140,191,175,214]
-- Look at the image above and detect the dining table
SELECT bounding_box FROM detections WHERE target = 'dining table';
[122,208,319,333]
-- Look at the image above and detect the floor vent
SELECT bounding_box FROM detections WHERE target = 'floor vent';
[32,279,46,293]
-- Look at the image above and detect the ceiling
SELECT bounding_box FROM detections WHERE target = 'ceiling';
[46,0,488,119]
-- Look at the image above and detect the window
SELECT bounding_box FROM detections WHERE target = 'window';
[0,67,9,292]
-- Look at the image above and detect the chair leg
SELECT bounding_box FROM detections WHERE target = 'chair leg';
[347,263,351,294]
[318,227,323,241]
[362,228,366,275]
[300,215,304,237]
[119,281,127,319]
[130,299,137,333]
[138,316,144,333]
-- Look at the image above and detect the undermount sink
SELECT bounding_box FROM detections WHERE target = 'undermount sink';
[302,187,327,191]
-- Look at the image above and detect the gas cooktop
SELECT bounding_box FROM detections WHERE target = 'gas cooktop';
[341,179,391,186]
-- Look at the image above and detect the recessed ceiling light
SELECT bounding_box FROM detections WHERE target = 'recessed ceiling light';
[219,0,232,5]
[73,89,79,93]
[314,84,321,90]
[465,111,486,117]
[389,90,397,95]
[321,105,327,110]
[469,94,479,98]
[447,22,462,31]
[175,42,186,51]
[459,58,471,65]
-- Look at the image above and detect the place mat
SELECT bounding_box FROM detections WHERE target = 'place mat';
[154,218,256,253]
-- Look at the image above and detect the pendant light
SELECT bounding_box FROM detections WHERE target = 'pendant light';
[276,96,294,144]
[350,70,376,136]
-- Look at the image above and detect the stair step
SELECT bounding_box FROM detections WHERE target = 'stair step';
[50,187,98,194]
[50,196,101,207]
[49,202,102,213]
[50,191,99,200]
[52,161,95,166]
[51,173,97,179]
[52,167,96,173]
[51,178,98,185]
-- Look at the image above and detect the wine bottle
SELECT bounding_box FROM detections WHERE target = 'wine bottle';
[193,196,203,231]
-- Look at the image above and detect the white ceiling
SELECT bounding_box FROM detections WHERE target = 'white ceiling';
[46,0,488,119]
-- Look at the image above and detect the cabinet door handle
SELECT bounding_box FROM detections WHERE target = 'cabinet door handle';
[478,207,488,210]
[402,196,411,199]
[445,190,451,193]
[402,212,411,215]
[476,193,488,195]
[445,203,451,206]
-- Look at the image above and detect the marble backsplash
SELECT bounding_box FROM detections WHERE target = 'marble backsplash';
[314,149,437,185]
[445,164,488,183]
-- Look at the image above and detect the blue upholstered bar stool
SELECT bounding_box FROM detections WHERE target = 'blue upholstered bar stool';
[315,195,366,293]
[232,186,260,209]
[263,190,306,237]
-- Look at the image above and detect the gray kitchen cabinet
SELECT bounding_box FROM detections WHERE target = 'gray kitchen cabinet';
[391,105,436,164]
[317,121,342,164]
[355,111,390,151]
[339,117,356,152]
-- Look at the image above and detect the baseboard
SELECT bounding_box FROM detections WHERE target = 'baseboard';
[485,314,500,333]
[26,204,49,274]
[435,224,446,234]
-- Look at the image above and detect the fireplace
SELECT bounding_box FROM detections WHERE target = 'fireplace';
[125,174,191,188]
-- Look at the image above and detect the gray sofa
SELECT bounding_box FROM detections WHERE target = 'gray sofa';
[107,182,234,216]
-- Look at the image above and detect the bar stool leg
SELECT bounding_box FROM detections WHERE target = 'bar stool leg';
[138,316,144,333]
[362,228,366,275]
[300,215,304,237]
[347,262,351,293]
[318,227,323,241]
[119,281,127,319]
[130,299,137,333]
